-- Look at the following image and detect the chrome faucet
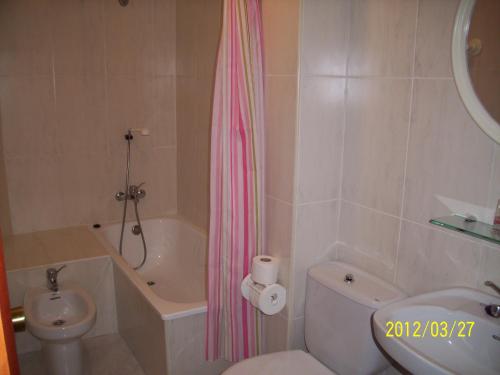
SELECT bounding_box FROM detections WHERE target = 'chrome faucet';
[47,265,66,292]
[484,280,500,318]
[115,182,146,202]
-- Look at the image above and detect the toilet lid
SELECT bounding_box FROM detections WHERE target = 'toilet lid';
[222,350,336,375]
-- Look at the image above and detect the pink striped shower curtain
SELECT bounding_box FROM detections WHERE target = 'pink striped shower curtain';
[206,0,265,362]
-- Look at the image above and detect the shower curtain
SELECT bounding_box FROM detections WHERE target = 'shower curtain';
[206,0,265,362]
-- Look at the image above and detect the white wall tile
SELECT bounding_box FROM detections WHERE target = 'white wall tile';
[404,79,494,224]
[342,78,411,215]
[300,0,350,76]
[298,77,344,203]
[349,0,418,77]
[338,201,399,279]
[477,245,500,294]
[396,221,481,295]
[292,200,338,318]
[414,0,459,78]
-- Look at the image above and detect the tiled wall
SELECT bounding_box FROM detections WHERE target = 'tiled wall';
[176,0,222,231]
[261,0,301,353]
[294,0,500,348]
[0,0,177,234]
[8,256,117,354]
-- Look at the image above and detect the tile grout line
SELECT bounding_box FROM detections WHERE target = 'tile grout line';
[284,0,306,348]
[392,0,420,285]
[334,0,353,259]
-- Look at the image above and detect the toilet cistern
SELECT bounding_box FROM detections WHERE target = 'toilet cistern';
[46,265,66,292]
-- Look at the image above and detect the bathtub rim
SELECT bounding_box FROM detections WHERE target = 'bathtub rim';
[91,214,208,321]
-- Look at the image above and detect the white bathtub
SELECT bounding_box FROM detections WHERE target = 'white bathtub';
[94,216,229,375]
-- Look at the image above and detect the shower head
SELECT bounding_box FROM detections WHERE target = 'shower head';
[128,128,151,136]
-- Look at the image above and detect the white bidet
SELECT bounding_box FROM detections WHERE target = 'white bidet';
[24,282,96,375]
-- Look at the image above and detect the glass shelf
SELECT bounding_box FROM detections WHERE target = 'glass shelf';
[430,215,500,245]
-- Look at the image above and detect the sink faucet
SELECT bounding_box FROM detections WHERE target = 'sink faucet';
[484,280,500,318]
[47,265,66,292]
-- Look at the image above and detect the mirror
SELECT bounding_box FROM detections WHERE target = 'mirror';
[452,0,500,143]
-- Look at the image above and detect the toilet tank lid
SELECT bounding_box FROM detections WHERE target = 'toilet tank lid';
[308,262,406,309]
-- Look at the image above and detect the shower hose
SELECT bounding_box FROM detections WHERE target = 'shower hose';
[118,132,147,270]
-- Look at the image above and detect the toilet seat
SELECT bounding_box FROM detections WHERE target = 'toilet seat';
[223,350,336,375]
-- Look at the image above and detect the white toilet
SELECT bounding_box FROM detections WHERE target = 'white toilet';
[24,282,97,375]
[224,261,406,375]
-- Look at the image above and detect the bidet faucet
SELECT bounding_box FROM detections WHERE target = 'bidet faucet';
[484,281,500,318]
[47,265,66,292]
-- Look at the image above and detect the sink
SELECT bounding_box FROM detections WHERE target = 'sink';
[372,288,500,375]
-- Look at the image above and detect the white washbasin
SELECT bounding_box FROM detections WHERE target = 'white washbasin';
[373,288,500,375]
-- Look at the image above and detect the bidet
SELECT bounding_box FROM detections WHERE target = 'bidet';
[24,282,96,375]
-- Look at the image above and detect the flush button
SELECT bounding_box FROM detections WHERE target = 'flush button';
[344,273,354,283]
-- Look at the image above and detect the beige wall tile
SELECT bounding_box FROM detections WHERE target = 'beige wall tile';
[104,0,155,76]
[349,0,418,77]
[297,77,344,203]
[59,153,114,227]
[54,75,107,156]
[263,313,289,354]
[265,76,297,203]
[338,201,399,273]
[130,147,177,218]
[106,75,176,152]
[196,0,223,79]
[175,0,201,77]
[266,196,293,287]
[0,0,52,76]
[152,0,176,76]
[262,0,300,75]
[414,0,459,78]
[342,78,411,215]
[0,0,177,234]
[396,221,481,295]
[5,156,66,234]
[403,79,494,224]
[176,0,220,231]
[300,0,350,76]
[0,76,57,159]
[50,0,105,75]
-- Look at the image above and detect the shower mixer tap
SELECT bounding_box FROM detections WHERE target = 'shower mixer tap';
[129,183,146,201]
[115,183,146,202]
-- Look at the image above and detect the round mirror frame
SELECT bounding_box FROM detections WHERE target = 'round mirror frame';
[452,0,500,143]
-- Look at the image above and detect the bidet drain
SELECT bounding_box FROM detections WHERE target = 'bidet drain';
[147,281,155,286]
[53,319,65,326]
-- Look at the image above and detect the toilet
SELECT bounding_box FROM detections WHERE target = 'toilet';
[224,261,406,375]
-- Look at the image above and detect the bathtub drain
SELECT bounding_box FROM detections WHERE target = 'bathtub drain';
[147,281,155,286]
[53,319,65,326]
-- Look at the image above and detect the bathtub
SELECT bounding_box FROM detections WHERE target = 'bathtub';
[94,216,229,375]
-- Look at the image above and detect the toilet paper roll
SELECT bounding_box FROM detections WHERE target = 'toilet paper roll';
[241,274,253,300]
[248,282,286,315]
[251,255,279,285]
